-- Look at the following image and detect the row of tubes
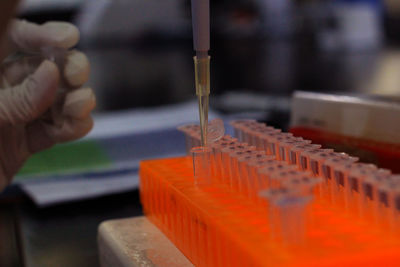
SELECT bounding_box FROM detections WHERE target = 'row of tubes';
[178,124,322,244]
[230,120,400,233]
[179,120,400,242]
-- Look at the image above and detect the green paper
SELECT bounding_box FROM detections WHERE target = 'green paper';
[16,141,112,180]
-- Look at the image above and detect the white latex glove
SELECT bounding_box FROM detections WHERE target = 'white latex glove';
[0,20,96,190]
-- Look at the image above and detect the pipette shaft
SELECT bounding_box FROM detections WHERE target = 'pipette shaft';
[191,0,210,147]
[194,56,210,146]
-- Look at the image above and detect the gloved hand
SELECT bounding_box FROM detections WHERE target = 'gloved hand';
[0,20,96,190]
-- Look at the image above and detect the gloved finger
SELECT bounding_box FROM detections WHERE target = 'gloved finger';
[64,50,90,87]
[26,115,94,153]
[63,88,96,119]
[0,49,90,89]
[0,60,59,126]
[26,120,56,154]
[51,116,94,143]
[0,56,43,87]
[9,20,79,54]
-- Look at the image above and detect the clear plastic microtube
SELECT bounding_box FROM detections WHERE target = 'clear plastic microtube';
[323,157,359,204]
[229,147,257,190]
[213,140,238,180]
[258,162,294,189]
[268,168,302,190]
[259,187,314,245]
[377,180,400,232]
[237,152,264,193]
[307,149,334,177]
[254,158,277,189]
[258,130,281,155]
[257,126,278,151]
[229,150,251,190]
[330,162,357,209]
[298,149,321,172]
[282,174,322,196]
[220,145,241,183]
[347,163,378,215]
[220,135,237,142]
[230,120,257,141]
[209,136,237,178]
[188,129,202,148]
[246,156,275,198]
[319,152,353,179]
[225,144,249,184]
[279,139,311,163]
[270,133,295,160]
[242,127,253,145]
[191,146,212,185]
[289,144,321,167]
[360,169,392,221]
[177,124,199,155]
[265,132,292,158]
[247,124,269,148]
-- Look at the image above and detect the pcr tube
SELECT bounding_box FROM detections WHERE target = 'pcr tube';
[347,163,378,215]
[268,168,303,190]
[278,139,311,163]
[266,132,293,159]
[245,156,275,198]
[332,162,360,209]
[177,124,199,155]
[271,133,295,160]
[256,160,283,189]
[323,157,359,204]
[282,174,322,196]
[229,148,257,191]
[320,152,352,179]
[210,137,238,179]
[220,143,247,183]
[259,187,314,245]
[226,144,253,186]
[377,180,400,232]
[360,169,392,221]
[191,146,212,185]
[212,140,238,180]
[246,124,270,148]
[258,129,282,155]
[237,152,267,193]
[298,149,323,172]
[256,126,279,151]
[242,126,255,144]
[289,144,321,167]
[230,120,258,141]
[258,162,295,189]
[307,149,335,177]
[189,130,202,148]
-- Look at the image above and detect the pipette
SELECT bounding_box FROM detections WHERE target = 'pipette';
[191,0,210,147]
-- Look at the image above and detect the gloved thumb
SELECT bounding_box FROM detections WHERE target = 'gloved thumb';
[0,60,59,126]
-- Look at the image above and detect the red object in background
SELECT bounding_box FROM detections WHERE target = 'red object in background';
[290,126,400,173]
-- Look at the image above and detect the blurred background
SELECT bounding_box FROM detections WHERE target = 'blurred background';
[18,0,400,114]
[16,0,400,128]
[3,0,400,266]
